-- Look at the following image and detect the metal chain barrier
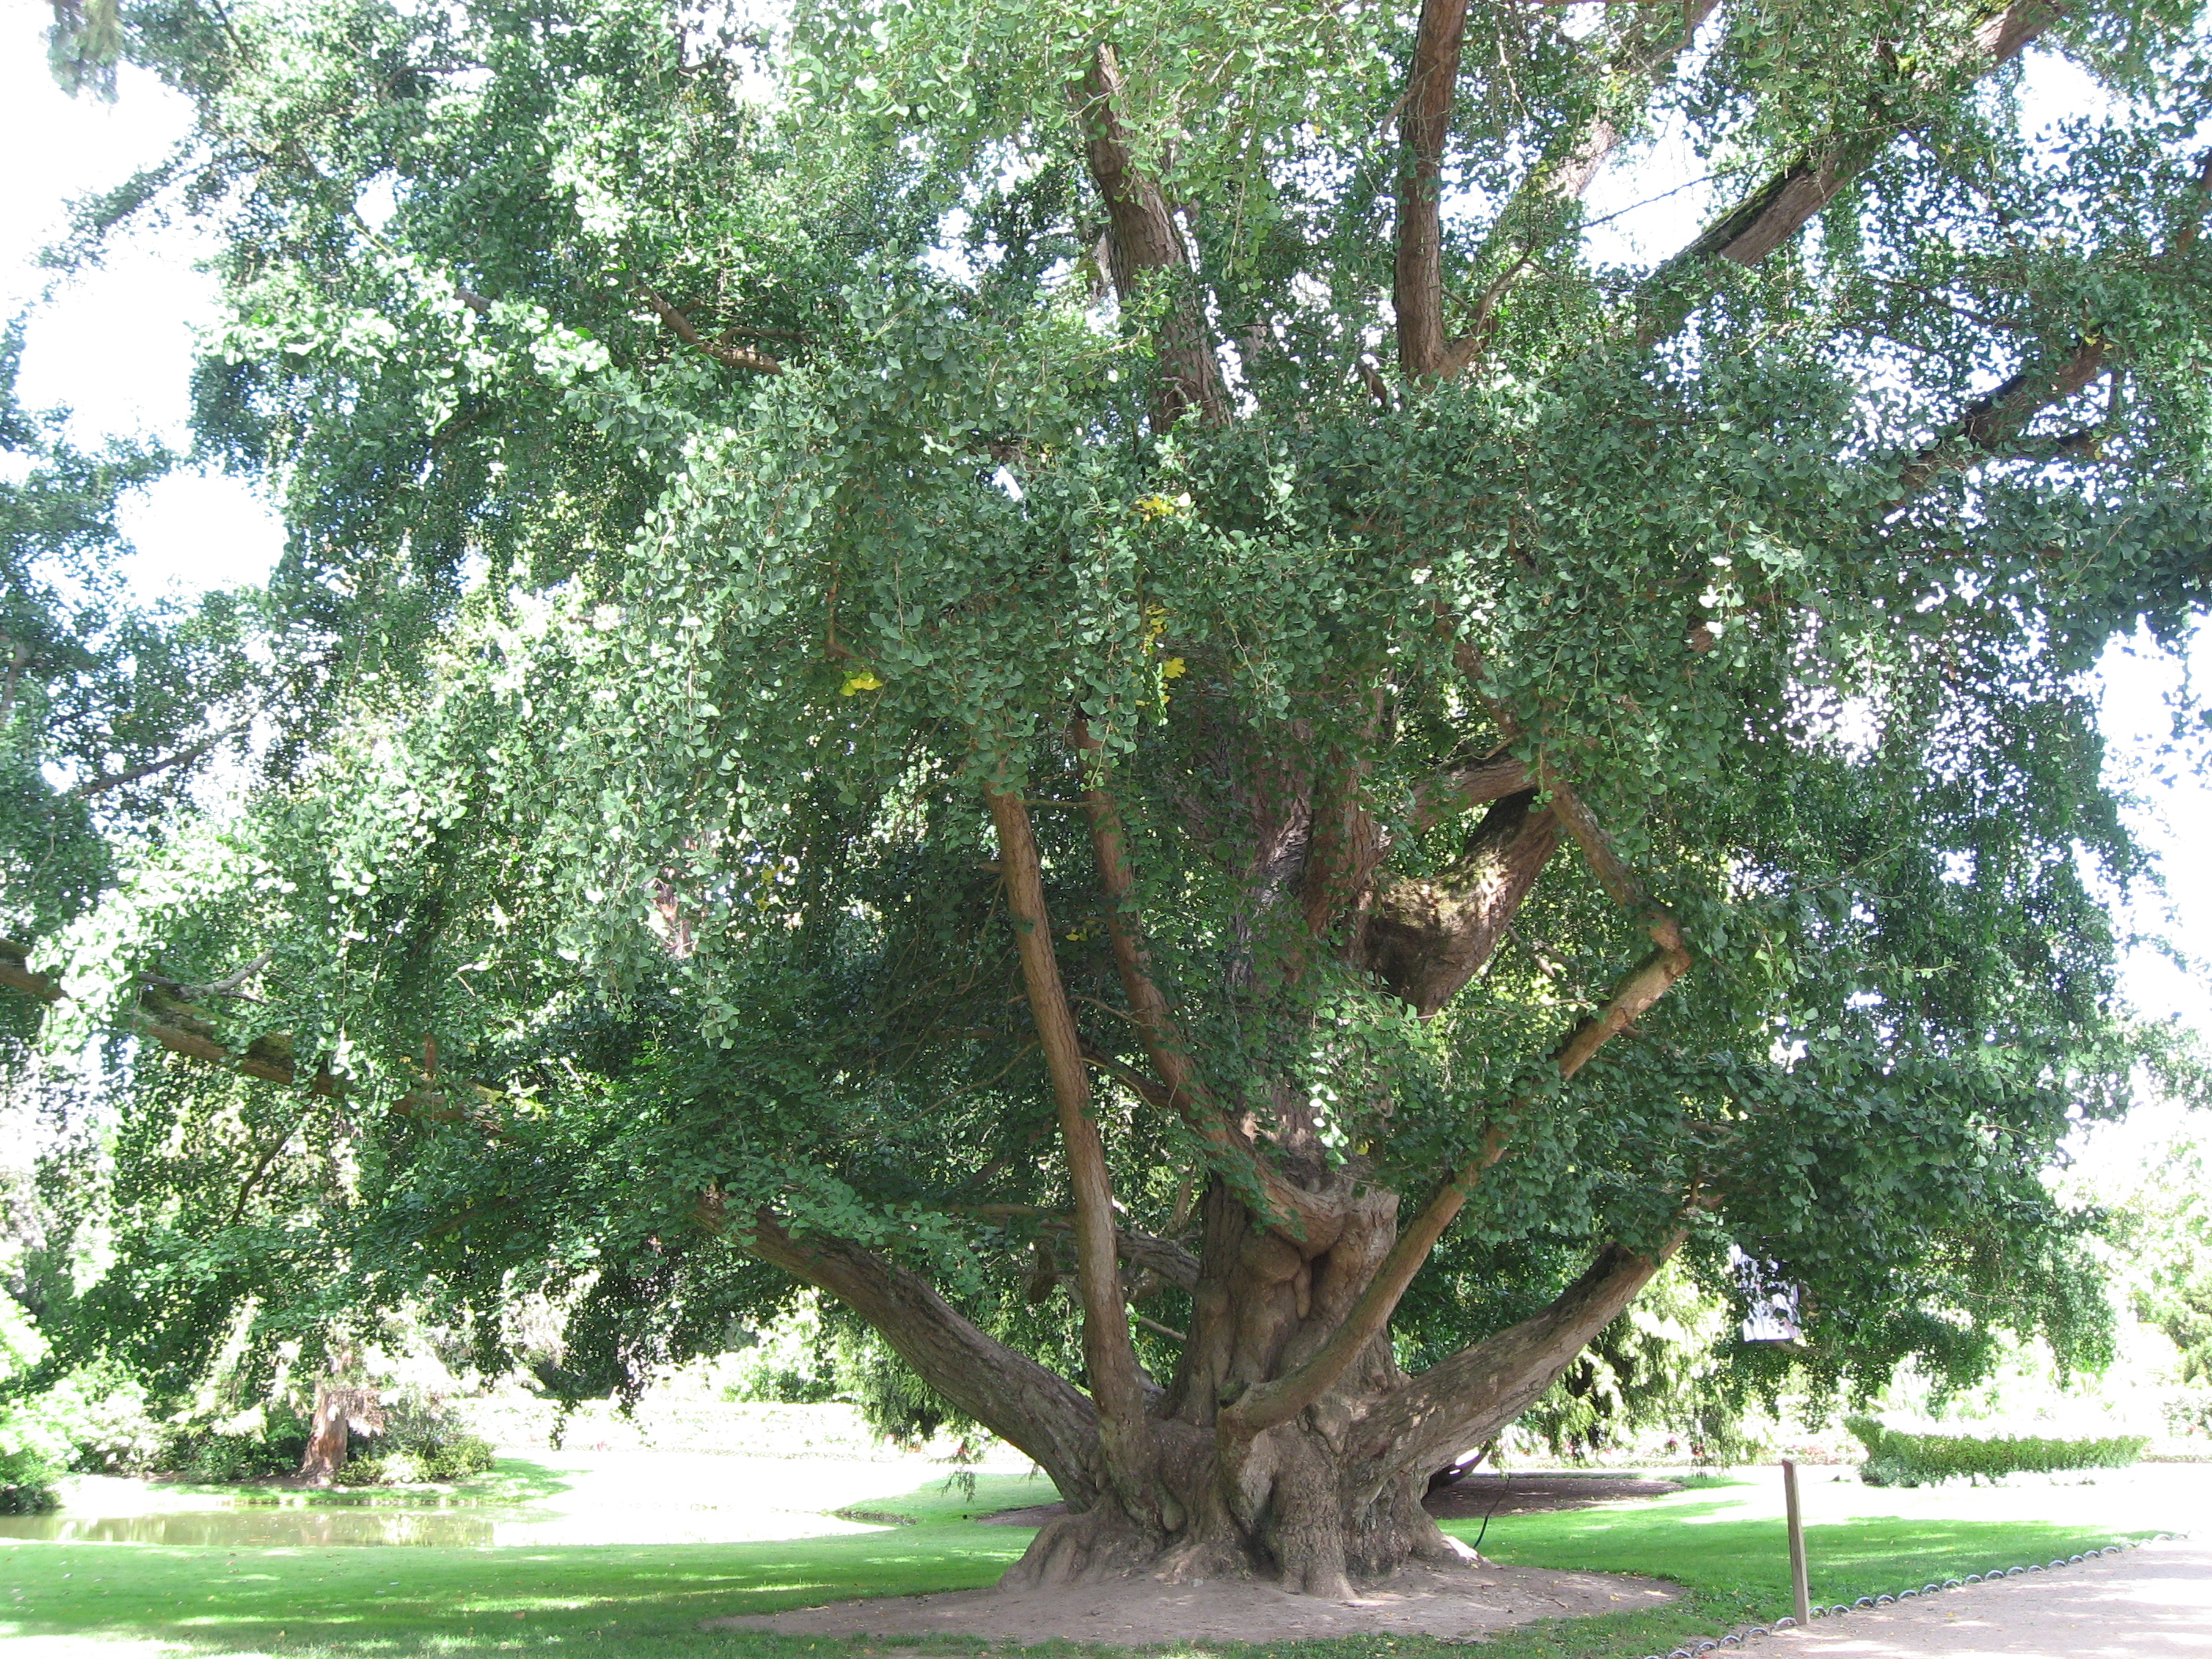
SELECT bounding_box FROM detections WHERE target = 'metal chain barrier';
[1625,1529,2195,1659]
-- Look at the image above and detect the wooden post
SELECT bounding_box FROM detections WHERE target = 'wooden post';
[1782,1457,1811,1625]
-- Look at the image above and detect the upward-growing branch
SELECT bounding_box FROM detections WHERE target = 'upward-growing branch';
[1394,0,1472,379]
[986,785,1159,1514]
[1071,46,1228,429]
[1074,726,1347,1247]
[1643,0,2062,333]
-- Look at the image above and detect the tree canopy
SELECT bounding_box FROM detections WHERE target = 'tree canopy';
[16,0,2212,1591]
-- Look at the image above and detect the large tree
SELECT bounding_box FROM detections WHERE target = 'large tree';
[24,0,2212,1594]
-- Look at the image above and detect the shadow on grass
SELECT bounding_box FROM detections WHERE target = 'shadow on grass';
[0,1474,2163,1659]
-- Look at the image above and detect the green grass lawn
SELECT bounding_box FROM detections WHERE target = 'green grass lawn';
[1443,1479,2168,1659]
[0,1467,2181,1659]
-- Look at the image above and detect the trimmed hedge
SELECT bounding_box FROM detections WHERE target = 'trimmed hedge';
[1846,1415,2147,1486]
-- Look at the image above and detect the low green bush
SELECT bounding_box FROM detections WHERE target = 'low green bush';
[335,1393,496,1486]
[2163,1387,2212,1439]
[1847,1415,2147,1486]
[0,1443,61,1512]
[159,1405,313,1481]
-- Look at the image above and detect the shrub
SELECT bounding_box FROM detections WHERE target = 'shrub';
[160,1406,313,1482]
[1846,1415,2147,1486]
[336,1392,496,1486]
[2162,1388,2212,1439]
[0,1445,61,1513]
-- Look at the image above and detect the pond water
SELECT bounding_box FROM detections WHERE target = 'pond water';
[0,1508,496,1547]
[0,1452,983,1548]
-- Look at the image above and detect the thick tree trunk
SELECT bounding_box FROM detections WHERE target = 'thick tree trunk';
[299,1379,383,1484]
[985,1178,1676,1595]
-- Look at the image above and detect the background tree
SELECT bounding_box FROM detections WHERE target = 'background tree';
[17,0,2212,1595]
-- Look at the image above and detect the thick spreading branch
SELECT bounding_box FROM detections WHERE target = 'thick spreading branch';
[1071,46,1228,427]
[986,786,1157,1508]
[1356,1238,1683,1486]
[1646,0,2061,320]
[1361,789,1563,1016]
[1406,749,1536,835]
[742,1210,1105,1507]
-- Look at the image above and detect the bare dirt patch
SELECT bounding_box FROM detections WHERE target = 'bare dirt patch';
[700,1561,1679,1646]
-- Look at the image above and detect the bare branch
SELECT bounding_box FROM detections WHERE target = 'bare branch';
[65,721,248,803]
[229,1104,319,1224]
[637,287,783,375]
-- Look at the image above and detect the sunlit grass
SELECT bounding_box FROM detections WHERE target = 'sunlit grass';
[0,1465,2184,1659]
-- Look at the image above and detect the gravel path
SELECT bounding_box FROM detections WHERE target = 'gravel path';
[1774,1536,2210,1657]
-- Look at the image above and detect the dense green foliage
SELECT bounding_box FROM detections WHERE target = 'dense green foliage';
[1845,1415,2148,1485]
[1514,1263,1763,1465]
[2125,1132,2212,1386]
[16,0,2212,1470]
[0,333,255,957]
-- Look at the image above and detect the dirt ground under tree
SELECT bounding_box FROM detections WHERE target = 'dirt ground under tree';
[701,1558,1679,1645]
[704,1474,1688,1645]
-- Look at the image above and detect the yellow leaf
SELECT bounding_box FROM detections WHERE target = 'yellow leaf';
[1161,657,1186,679]
[840,671,883,695]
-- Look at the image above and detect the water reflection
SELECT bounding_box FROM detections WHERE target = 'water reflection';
[0,1510,496,1547]
[0,1453,946,1549]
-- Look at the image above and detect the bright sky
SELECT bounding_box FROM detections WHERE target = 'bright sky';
[2,9,2205,1166]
